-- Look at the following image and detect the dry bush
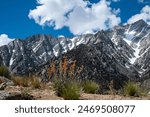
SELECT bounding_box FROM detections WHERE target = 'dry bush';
[30,76,41,89]
[48,57,83,81]
[12,76,41,89]
[48,57,85,99]
[108,80,116,95]
[40,83,51,90]
[12,76,29,87]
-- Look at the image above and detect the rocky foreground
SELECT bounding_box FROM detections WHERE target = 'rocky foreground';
[0,76,150,100]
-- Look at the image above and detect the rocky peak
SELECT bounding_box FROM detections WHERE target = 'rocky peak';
[129,19,148,32]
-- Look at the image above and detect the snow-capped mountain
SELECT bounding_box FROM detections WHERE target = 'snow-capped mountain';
[108,19,150,78]
[0,19,149,82]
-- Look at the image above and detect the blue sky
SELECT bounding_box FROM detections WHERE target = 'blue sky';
[0,0,149,39]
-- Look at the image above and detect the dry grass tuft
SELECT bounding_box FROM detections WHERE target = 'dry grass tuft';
[12,76,41,89]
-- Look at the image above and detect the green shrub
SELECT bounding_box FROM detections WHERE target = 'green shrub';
[0,65,11,78]
[123,81,141,96]
[53,80,81,100]
[82,80,99,94]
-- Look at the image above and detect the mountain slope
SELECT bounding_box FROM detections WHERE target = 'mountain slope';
[108,20,150,75]
[0,20,149,82]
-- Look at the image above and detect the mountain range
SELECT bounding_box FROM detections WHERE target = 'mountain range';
[0,19,150,88]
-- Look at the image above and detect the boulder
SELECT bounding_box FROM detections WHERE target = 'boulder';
[0,82,6,90]
[141,79,150,95]
[0,91,11,100]
[0,77,14,90]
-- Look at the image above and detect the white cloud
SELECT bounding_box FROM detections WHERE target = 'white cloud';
[0,34,14,47]
[112,0,120,2]
[138,0,150,4]
[127,5,150,25]
[28,0,121,35]
[138,0,144,2]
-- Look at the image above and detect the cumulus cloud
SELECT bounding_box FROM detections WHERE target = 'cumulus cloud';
[127,5,150,25]
[28,0,121,35]
[0,34,14,47]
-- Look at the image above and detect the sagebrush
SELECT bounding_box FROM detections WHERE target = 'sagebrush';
[123,81,147,97]
[53,79,81,100]
[0,65,11,78]
[82,80,99,94]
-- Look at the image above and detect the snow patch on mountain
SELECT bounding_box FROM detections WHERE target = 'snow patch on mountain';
[9,57,14,66]
[111,33,118,45]
[130,41,140,64]
[53,44,60,57]
[68,37,78,50]
[123,26,136,45]
[123,38,132,45]
[125,30,136,40]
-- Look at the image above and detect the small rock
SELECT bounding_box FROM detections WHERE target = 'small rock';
[0,77,10,82]
[0,77,15,90]
[0,91,11,100]
[6,81,15,86]
[141,79,150,91]
[0,82,6,90]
